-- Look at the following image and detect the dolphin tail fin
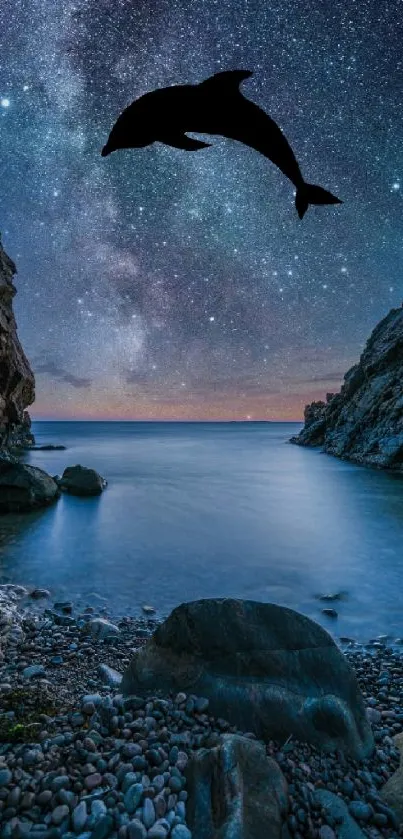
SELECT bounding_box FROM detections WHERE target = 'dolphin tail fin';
[295,183,342,219]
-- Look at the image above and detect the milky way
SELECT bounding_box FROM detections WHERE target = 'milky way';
[0,0,402,419]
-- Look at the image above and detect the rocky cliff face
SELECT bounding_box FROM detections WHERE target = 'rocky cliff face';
[291,305,403,472]
[0,242,35,449]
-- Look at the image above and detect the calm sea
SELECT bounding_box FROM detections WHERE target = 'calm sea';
[0,421,402,641]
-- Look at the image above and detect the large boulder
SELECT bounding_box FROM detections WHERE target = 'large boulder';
[0,459,60,512]
[185,733,288,839]
[121,598,374,760]
[58,464,107,496]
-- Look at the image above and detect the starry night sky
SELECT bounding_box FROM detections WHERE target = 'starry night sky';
[0,0,402,420]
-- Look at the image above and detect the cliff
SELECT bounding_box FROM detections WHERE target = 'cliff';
[291,305,403,472]
[0,241,35,449]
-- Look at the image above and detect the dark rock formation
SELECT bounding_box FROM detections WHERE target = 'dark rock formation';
[0,242,35,449]
[58,465,107,496]
[291,306,403,471]
[0,460,60,512]
[121,598,374,760]
[185,733,288,839]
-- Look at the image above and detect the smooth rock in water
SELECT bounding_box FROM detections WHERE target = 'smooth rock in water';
[314,790,367,839]
[121,598,374,759]
[185,733,287,839]
[0,583,28,598]
[142,605,156,614]
[29,444,66,450]
[322,608,338,618]
[30,588,51,599]
[380,731,403,823]
[97,663,122,687]
[316,592,348,602]
[0,461,60,512]
[88,618,120,641]
[59,464,107,496]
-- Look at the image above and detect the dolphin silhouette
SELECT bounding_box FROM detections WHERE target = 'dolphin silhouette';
[101,70,342,219]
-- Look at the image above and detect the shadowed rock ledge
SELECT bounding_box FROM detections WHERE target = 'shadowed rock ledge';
[290,305,403,472]
[0,241,35,450]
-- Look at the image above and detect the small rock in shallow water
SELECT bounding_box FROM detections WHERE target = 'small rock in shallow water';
[142,605,156,614]
[322,608,338,618]
[30,588,50,599]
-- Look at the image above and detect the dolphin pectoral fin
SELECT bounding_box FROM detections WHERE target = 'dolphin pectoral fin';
[159,134,212,151]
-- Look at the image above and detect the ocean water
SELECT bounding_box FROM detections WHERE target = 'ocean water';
[0,421,402,642]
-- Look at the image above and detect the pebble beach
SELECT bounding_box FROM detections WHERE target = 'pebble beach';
[1,587,403,839]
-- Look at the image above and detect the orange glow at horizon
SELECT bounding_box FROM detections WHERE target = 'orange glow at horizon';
[30,388,331,422]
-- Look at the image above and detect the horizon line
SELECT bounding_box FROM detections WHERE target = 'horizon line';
[30,418,303,424]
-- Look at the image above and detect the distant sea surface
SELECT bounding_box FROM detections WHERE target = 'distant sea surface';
[1,421,402,642]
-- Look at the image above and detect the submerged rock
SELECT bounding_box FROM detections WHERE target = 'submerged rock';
[0,460,60,512]
[185,733,288,839]
[58,464,107,496]
[291,305,403,472]
[121,598,374,759]
[27,444,66,451]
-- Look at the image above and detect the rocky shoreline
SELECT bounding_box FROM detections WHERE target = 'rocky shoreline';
[0,587,403,839]
[290,305,403,473]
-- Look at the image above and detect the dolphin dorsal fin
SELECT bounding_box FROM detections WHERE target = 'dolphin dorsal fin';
[199,70,253,93]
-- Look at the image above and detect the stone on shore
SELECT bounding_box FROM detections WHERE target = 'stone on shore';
[121,598,374,759]
[380,731,403,824]
[0,460,60,512]
[185,733,288,839]
[58,464,107,496]
[87,618,120,641]
[314,790,368,839]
